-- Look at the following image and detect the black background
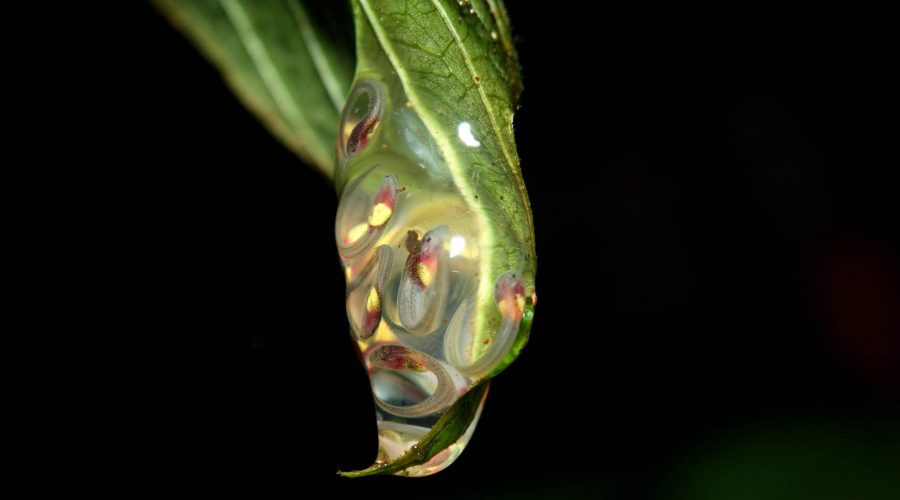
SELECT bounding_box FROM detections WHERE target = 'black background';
[110,2,899,497]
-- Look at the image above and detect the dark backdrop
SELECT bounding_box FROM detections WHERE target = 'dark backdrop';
[113,2,898,498]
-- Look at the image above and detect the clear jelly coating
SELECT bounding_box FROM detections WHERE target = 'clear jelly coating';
[335,77,525,476]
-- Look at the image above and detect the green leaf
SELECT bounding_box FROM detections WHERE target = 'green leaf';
[338,380,489,477]
[153,0,355,178]
[351,0,535,370]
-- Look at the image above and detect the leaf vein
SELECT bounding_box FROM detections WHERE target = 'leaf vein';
[218,0,310,137]
[428,0,517,172]
[283,0,345,111]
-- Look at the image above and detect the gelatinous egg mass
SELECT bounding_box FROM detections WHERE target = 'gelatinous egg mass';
[335,76,533,476]
[339,81,384,160]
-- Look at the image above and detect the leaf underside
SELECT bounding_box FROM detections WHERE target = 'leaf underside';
[153,0,355,178]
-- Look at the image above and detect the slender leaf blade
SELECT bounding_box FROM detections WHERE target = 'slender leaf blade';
[154,0,355,178]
